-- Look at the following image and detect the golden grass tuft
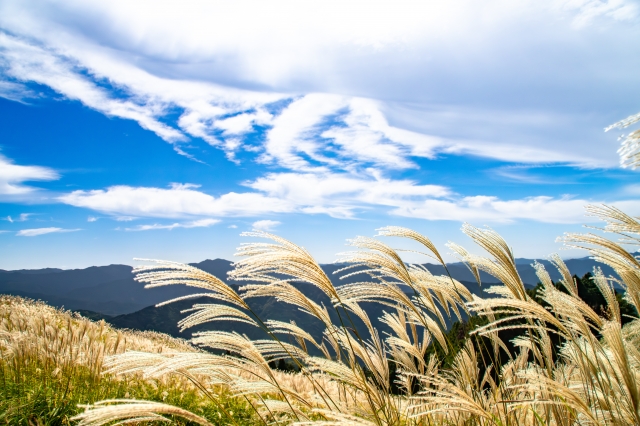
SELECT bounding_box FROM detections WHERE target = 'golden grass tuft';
[0,296,256,425]
[9,203,640,425]
[70,205,640,425]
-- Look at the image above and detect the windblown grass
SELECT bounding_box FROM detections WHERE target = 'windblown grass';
[607,111,640,169]
[0,296,256,425]
[69,203,640,425]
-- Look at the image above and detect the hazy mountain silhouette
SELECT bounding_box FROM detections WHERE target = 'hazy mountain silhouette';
[0,256,619,320]
[0,260,231,316]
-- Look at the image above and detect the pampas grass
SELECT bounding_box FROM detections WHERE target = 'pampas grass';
[0,296,256,425]
[606,112,640,169]
[66,202,639,425]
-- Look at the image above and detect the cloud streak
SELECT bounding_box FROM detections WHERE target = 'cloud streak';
[391,196,640,224]
[4,213,34,222]
[0,154,58,195]
[53,174,640,224]
[0,1,635,168]
[125,218,219,231]
[252,220,280,231]
[16,227,81,236]
[57,172,452,220]
[2,0,640,238]
[58,184,293,218]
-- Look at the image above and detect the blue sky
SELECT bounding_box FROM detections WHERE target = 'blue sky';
[1,0,640,269]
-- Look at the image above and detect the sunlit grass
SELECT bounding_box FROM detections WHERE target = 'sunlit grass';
[71,204,640,425]
[0,296,256,425]
[3,204,640,425]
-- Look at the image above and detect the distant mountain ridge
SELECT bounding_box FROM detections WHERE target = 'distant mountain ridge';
[0,256,618,317]
[0,260,232,316]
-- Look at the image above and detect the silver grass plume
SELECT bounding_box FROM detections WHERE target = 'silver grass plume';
[586,204,640,238]
[73,400,214,426]
[231,230,339,300]
[460,223,528,301]
[550,253,579,296]
[133,259,249,309]
[61,204,640,425]
[606,111,640,169]
[562,206,640,313]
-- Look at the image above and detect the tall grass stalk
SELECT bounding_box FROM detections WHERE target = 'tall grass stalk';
[70,204,640,425]
[0,296,256,425]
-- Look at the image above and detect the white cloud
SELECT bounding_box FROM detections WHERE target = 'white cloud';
[0,79,37,102]
[622,183,640,196]
[17,213,33,221]
[0,33,187,145]
[382,103,619,168]
[560,0,638,28]
[56,171,451,220]
[2,0,640,239]
[58,184,293,218]
[228,224,238,229]
[56,175,640,224]
[87,216,98,222]
[248,172,451,218]
[0,1,636,168]
[215,110,273,136]
[262,95,444,172]
[390,195,640,223]
[56,171,640,225]
[2,0,634,87]
[0,155,58,195]
[321,98,443,169]
[0,32,285,158]
[4,213,33,222]
[262,94,347,171]
[115,216,137,221]
[17,227,81,236]
[252,220,281,231]
[125,218,219,231]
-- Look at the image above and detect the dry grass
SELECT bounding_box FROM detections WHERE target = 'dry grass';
[67,203,640,425]
[606,112,640,169]
[0,296,256,425]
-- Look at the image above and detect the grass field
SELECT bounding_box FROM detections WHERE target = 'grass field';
[2,204,640,425]
[0,296,256,425]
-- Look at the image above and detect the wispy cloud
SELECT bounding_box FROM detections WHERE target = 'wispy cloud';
[16,213,33,221]
[2,0,640,236]
[562,0,638,28]
[115,216,137,222]
[622,183,640,196]
[3,213,34,222]
[125,218,219,231]
[390,196,640,224]
[0,79,37,103]
[252,220,281,231]
[54,173,640,224]
[261,95,444,173]
[16,227,81,237]
[490,165,579,185]
[0,32,284,159]
[58,184,292,218]
[0,154,58,195]
[247,172,450,218]
[0,1,635,168]
[57,171,451,220]
[0,33,187,145]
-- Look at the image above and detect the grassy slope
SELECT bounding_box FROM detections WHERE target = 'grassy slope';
[0,296,257,425]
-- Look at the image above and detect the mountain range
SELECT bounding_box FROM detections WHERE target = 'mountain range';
[0,256,617,341]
